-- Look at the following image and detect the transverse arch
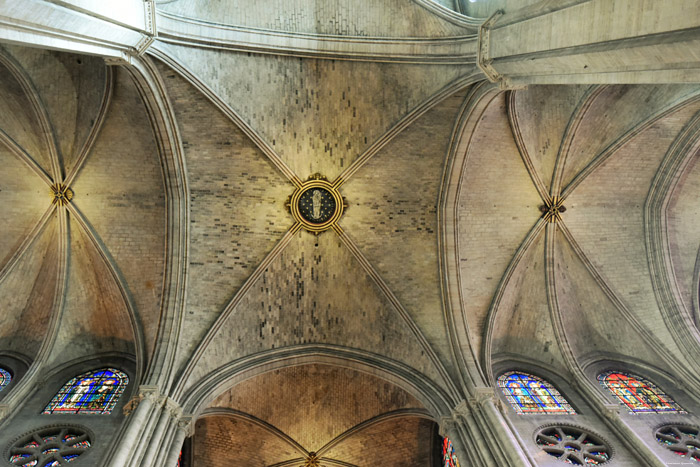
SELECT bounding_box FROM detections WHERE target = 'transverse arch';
[43,368,129,415]
[597,370,684,413]
[497,371,576,415]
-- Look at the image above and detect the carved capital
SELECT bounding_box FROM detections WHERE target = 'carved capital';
[123,386,162,415]
[452,399,471,419]
[438,416,458,437]
[177,415,195,437]
[164,398,182,419]
[471,387,496,407]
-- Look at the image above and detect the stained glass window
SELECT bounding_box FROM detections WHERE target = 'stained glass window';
[42,368,128,415]
[498,371,576,415]
[597,371,684,414]
[8,428,90,466]
[0,368,11,392]
[442,437,460,467]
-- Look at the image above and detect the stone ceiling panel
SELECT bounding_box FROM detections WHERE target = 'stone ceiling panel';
[210,364,424,451]
[159,43,472,180]
[0,145,49,268]
[511,85,590,193]
[553,229,667,368]
[455,91,543,361]
[1,45,108,177]
[322,416,436,466]
[0,218,58,358]
[0,52,52,172]
[186,231,445,393]
[564,98,700,355]
[561,84,700,190]
[155,60,296,372]
[340,90,467,379]
[159,0,467,37]
[490,230,569,374]
[667,147,700,315]
[46,220,136,368]
[193,415,300,466]
[72,68,166,360]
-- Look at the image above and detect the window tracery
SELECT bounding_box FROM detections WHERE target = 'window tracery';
[497,371,576,414]
[655,424,700,461]
[535,425,611,465]
[597,371,684,414]
[42,368,128,415]
[7,426,91,466]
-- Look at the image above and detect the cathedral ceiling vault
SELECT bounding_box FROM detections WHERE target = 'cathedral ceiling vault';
[1,1,700,465]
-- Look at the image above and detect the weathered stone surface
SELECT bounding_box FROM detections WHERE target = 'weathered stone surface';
[160,43,472,180]
[73,68,166,361]
[0,218,57,358]
[454,92,543,360]
[210,364,423,450]
[155,60,295,373]
[187,231,445,392]
[46,220,135,368]
[160,0,467,37]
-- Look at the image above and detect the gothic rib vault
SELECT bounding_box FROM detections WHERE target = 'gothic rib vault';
[0,1,700,466]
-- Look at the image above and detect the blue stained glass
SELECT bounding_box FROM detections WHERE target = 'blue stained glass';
[42,368,128,415]
[0,368,11,392]
[498,372,576,415]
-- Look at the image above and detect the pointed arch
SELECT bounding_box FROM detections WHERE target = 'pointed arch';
[497,371,576,415]
[597,371,685,414]
[42,368,129,415]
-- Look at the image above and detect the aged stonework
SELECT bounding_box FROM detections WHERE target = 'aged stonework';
[0,1,700,466]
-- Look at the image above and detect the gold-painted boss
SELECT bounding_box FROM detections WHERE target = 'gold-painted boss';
[287,174,346,234]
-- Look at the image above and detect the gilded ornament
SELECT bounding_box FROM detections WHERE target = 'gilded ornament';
[303,453,321,467]
[51,183,74,206]
[539,196,566,223]
[287,174,347,234]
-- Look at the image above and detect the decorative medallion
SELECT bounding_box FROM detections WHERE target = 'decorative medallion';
[540,196,566,223]
[7,426,92,466]
[287,174,346,234]
[50,183,73,206]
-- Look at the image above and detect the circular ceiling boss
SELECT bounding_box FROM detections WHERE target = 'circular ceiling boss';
[287,174,347,234]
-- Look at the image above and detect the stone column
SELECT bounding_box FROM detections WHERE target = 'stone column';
[440,393,533,467]
[162,418,191,467]
[107,386,163,467]
[478,0,700,87]
[138,398,181,466]
[0,0,156,59]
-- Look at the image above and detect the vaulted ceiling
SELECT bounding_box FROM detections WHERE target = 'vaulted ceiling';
[1,1,700,466]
